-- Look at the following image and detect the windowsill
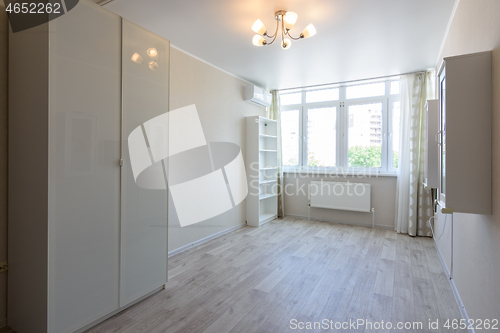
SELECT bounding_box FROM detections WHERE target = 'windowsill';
[283,169,398,178]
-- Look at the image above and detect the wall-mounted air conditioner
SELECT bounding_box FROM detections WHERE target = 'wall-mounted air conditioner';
[244,85,272,108]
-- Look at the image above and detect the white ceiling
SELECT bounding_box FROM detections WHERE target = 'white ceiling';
[103,0,456,91]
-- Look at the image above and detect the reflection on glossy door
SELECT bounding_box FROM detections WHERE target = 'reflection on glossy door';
[120,19,169,306]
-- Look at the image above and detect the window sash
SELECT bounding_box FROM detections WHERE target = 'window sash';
[344,97,388,172]
[303,102,340,169]
[281,106,302,168]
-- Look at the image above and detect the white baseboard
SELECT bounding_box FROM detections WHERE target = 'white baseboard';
[74,285,164,333]
[285,213,395,230]
[168,223,247,258]
[433,238,474,333]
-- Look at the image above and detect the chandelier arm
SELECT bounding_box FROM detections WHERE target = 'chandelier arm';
[286,31,303,40]
[281,19,285,44]
[265,20,279,39]
[265,32,278,45]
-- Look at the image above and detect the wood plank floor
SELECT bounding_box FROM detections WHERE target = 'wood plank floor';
[84,217,464,333]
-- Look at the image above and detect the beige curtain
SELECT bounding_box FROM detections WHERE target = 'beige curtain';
[268,91,284,217]
[397,72,435,236]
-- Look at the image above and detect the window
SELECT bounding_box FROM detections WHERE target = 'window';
[390,81,400,95]
[307,107,336,167]
[280,78,400,173]
[306,88,339,103]
[391,101,400,169]
[282,109,300,166]
[280,92,302,106]
[348,102,383,168]
[346,82,385,99]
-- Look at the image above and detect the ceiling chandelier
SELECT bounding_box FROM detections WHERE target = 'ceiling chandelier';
[251,10,316,50]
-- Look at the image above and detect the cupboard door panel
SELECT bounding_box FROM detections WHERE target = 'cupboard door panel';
[48,1,122,332]
[120,19,169,306]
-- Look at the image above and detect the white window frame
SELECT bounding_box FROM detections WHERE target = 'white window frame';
[281,78,400,175]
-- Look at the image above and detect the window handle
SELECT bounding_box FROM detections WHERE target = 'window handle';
[435,131,442,145]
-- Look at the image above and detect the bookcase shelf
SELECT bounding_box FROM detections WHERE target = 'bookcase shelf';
[246,116,279,226]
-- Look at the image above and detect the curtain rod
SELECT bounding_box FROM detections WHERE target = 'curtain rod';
[277,70,429,92]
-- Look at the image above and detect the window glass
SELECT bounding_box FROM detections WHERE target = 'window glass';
[280,92,301,106]
[390,81,400,95]
[348,103,383,168]
[346,82,385,99]
[306,88,339,103]
[392,101,400,168]
[282,110,300,166]
[307,107,336,167]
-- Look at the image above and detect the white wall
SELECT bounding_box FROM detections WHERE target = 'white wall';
[284,173,397,228]
[434,0,500,322]
[168,47,265,252]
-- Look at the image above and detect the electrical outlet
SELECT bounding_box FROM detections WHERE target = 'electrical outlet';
[0,261,7,273]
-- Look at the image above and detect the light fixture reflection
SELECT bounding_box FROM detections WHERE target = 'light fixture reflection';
[147,47,158,57]
[131,52,144,64]
[148,61,158,71]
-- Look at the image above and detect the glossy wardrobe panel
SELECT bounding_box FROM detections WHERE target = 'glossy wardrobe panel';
[48,1,122,332]
[120,19,169,306]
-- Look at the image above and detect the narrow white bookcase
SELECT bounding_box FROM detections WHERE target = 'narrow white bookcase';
[246,116,278,226]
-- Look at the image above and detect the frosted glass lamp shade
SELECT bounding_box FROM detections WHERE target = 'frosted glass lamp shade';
[251,19,267,35]
[252,35,267,46]
[281,38,291,50]
[284,12,298,30]
[301,24,316,38]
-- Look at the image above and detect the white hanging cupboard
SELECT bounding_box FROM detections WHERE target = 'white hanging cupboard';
[8,1,169,332]
[246,116,278,226]
[437,51,492,214]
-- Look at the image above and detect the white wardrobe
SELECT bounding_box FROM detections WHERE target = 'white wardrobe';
[8,1,168,332]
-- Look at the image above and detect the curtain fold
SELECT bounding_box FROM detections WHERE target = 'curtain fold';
[395,72,434,236]
[269,91,284,218]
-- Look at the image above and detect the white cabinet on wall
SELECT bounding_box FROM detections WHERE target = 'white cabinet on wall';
[246,116,278,226]
[437,51,492,215]
[8,1,168,332]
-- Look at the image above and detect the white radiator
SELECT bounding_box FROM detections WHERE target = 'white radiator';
[309,181,371,213]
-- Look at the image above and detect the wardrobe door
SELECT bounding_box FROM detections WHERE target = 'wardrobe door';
[120,19,169,306]
[48,1,122,332]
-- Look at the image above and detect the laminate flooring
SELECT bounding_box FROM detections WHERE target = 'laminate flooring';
[81,217,465,332]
